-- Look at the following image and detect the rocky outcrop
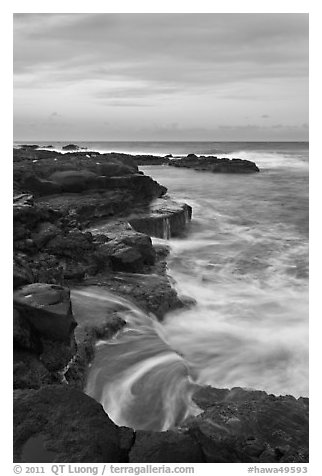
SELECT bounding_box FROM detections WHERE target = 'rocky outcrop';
[13,283,77,388]
[129,198,192,239]
[19,144,39,149]
[183,386,309,463]
[13,385,127,462]
[62,143,80,150]
[169,155,260,173]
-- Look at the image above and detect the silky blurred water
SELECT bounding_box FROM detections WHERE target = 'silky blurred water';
[70,142,308,430]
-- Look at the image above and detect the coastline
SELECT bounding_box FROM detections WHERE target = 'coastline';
[13,145,309,463]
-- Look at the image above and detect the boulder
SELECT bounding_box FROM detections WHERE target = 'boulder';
[13,385,123,462]
[129,430,204,462]
[13,283,76,341]
[98,227,156,272]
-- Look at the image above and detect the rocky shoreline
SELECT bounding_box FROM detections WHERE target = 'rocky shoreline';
[13,146,308,463]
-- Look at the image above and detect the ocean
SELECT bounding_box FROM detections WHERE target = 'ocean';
[22,141,308,430]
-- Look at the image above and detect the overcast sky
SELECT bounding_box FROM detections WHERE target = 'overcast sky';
[13,13,309,141]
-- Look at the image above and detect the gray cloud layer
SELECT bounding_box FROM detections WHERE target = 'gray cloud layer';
[13,13,309,141]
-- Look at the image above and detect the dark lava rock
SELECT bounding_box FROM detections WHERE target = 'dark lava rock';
[82,273,184,321]
[31,221,61,249]
[13,350,56,390]
[13,283,77,377]
[187,153,198,159]
[98,228,156,272]
[62,144,80,150]
[132,154,170,165]
[13,283,76,341]
[13,255,34,289]
[129,430,205,462]
[13,385,125,462]
[184,386,309,463]
[13,308,41,353]
[44,230,94,260]
[169,155,260,173]
[19,144,39,149]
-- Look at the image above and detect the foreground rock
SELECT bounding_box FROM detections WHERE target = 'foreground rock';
[13,385,128,462]
[169,155,260,173]
[183,386,309,463]
[129,430,204,462]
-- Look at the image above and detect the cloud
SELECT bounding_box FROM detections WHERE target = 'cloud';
[14,14,308,88]
[13,13,309,141]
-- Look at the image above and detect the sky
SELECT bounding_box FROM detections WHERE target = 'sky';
[13,13,309,141]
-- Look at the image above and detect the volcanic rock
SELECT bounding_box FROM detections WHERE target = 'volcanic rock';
[13,385,125,462]
[184,386,309,463]
[97,228,156,272]
[13,283,76,341]
[129,198,192,239]
[62,144,80,150]
[169,155,260,173]
[129,430,205,462]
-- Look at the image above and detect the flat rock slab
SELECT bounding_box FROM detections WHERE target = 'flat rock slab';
[129,198,192,239]
[13,385,125,462]
[13,283,76,341]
